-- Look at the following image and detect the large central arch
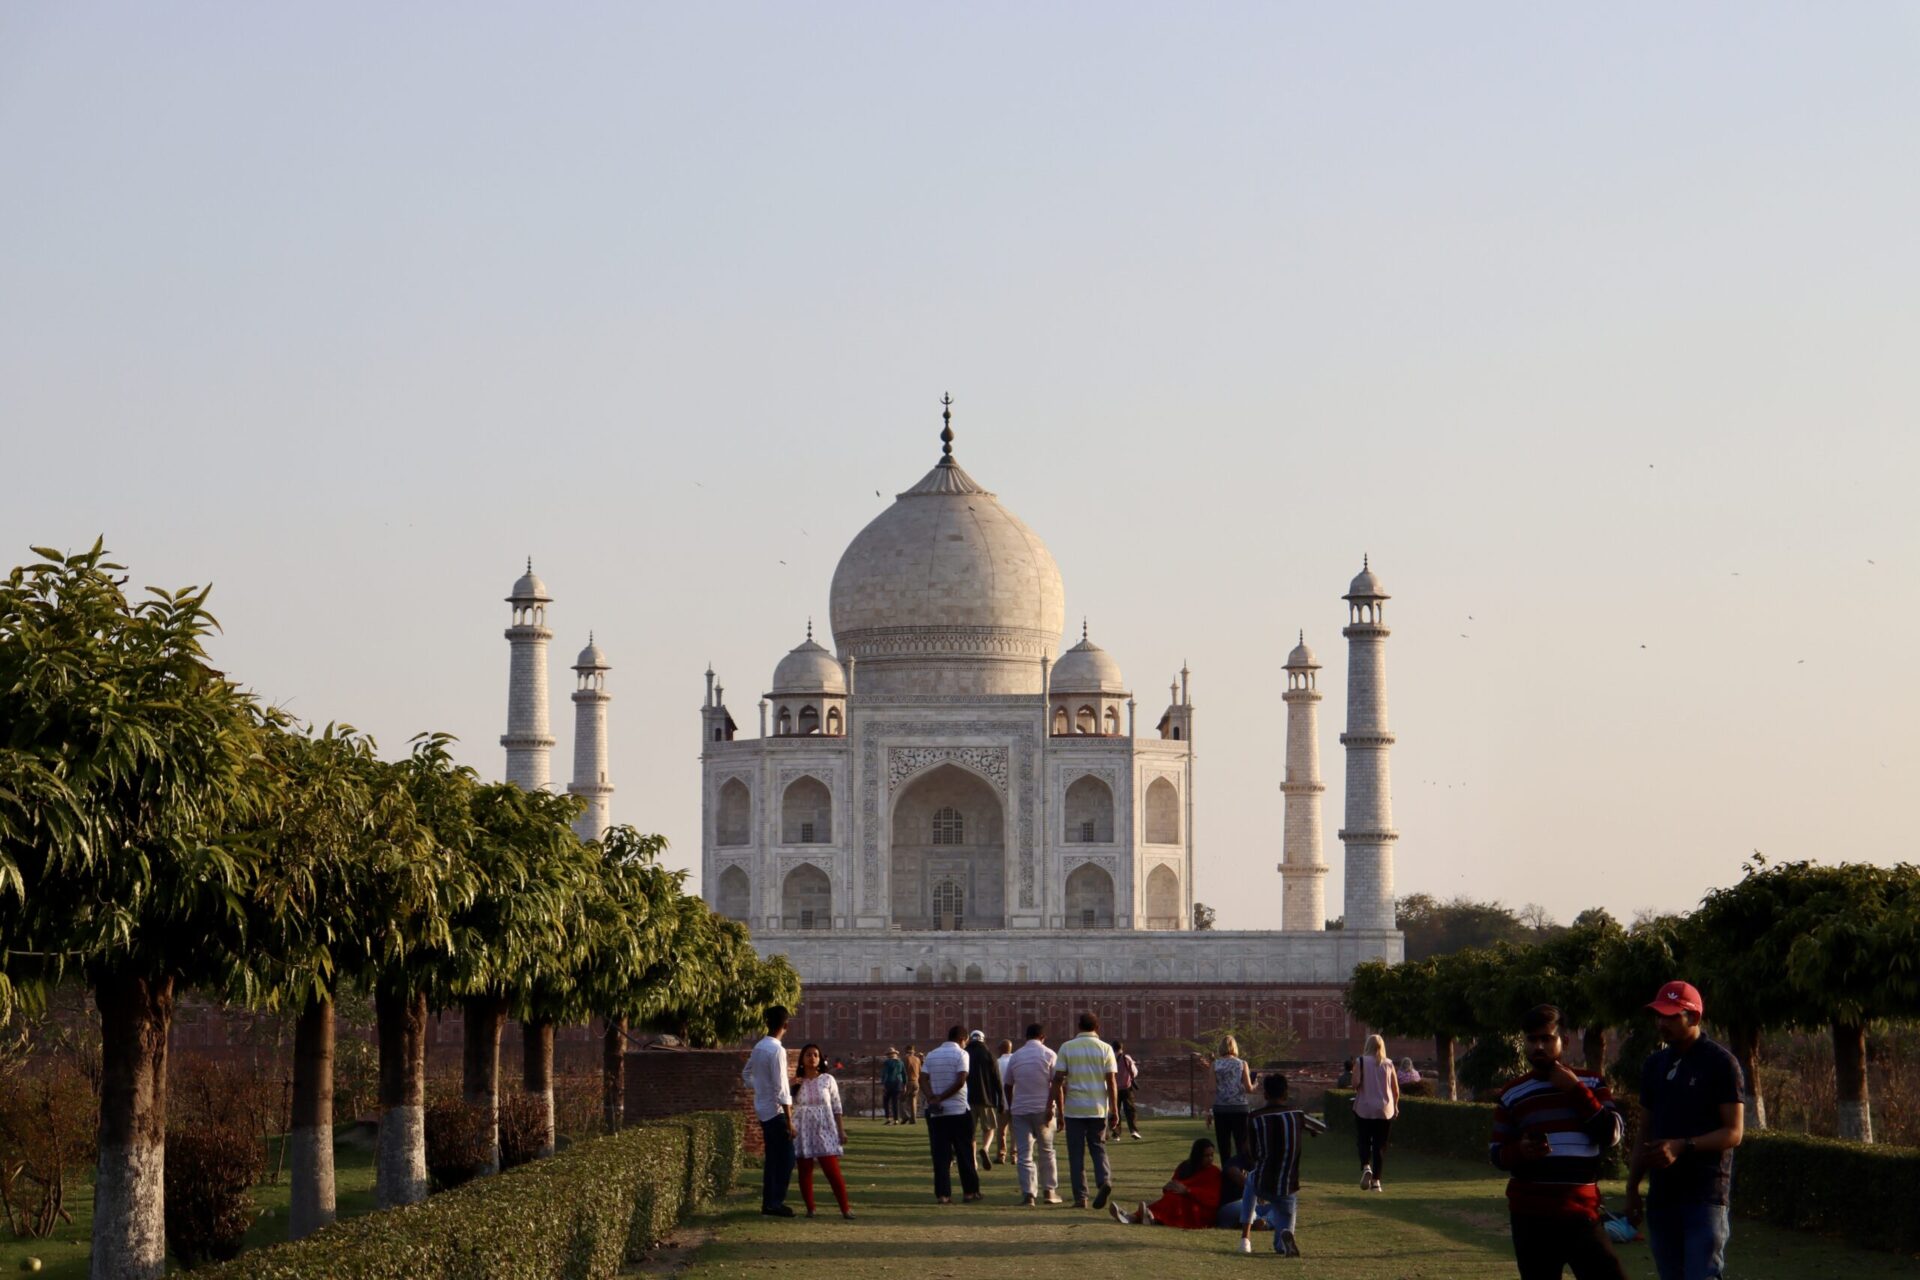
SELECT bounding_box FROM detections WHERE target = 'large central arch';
[889,762,1006,929]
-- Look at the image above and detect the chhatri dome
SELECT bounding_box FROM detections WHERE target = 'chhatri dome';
[1051,621,1128,694]
[829,399,1065,696]
[771,623,848,695]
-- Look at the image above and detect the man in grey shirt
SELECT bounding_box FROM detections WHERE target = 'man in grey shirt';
[1003,1023,1061,1205]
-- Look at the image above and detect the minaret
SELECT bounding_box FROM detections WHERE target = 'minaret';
[1339,558,1398,931]
[1280,632,1328,931]
[501,560,555,790]
[568,634,613,841]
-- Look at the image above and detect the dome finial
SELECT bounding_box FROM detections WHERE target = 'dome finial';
[1363,553,1369,571]
[940,392,954,459]
[526,555,533,572]
[1299,629,1305,645]
[588,629,594,644]
[1082,616,1088,642]
[807,616,813,642]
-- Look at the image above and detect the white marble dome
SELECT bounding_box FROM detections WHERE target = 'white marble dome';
[1345,559,1387,600]
[1285,633,1318,669]
[575,637,608,669]
[829,432,1065,696]
[1051,633,1127,694]
[509,562,550,602]
[771,634,847,695]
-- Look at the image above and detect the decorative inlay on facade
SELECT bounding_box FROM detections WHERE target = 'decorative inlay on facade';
[887,745,1009,794]
[839,625,1056,658]
[777,766,835,792]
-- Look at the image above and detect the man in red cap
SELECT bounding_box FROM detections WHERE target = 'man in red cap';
[1625,981,1745,1280]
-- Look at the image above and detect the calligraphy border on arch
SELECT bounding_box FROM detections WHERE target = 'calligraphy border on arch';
[859,722,1036,912]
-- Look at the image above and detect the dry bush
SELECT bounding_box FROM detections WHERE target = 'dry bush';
[0,1063,96,1239]
[553,1073,601,1143]
[1756,1023,1919,1145]
[423,1097,490,1192]
[164,1121,261,1268]
[172,1055,289,1184]
[495,1091,548,1170]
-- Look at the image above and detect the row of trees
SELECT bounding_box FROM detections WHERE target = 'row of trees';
[1346,858,1920,1145]
[0,544,798,1279]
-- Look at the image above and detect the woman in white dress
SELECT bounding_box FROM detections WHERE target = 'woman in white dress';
[791,1043,852,1218]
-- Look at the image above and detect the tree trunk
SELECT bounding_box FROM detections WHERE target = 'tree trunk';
[602,1017,627,1133]
[522,1020,556,1158]
[1581,1025,1607,1075]
[91,971,173,1280]
[463,995,508,1175]
[1832,1020,1873,1144]
[1726,1023,1767,1131]
[374,984,428,1208]
[1433,1033,1457,1101]
[289,995,336,1238]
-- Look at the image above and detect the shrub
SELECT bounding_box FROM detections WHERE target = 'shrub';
[423,1097,490,1191]
[165,1121,262,1268]
[1457,1034,1525,1097]
[195,1110,740,1280]
[498,1091,549,1170]
[0,1063,96,1239]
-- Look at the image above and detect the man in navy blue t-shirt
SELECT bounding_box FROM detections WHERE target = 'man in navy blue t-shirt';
[1625,981,1745,1280]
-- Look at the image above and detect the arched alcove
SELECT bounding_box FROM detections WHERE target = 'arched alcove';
[1064,863,1115,928]
[890,763,1004,930]
[781,775,832,844]
[1104,706,1120,736]
[716,778,751,846]
[1052,706,1070,736]
[826,707,843,736]
[1144,777,1180,845]
[715,865,750,921]
[781,863,832,930]
[1063,775,1114,843]
[1075,705,1097,734]
[798,705,820,735]
[1146,864,1180,928]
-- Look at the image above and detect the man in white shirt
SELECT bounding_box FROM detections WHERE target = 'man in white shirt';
[741,1004,795,1216]
[921,1024,981,1203]
[1003,1023,1061,1206]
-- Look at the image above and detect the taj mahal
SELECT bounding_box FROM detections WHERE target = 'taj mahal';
[494,403,1404,1013]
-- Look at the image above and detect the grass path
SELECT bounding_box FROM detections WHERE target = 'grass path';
[679,1116,1912,1279]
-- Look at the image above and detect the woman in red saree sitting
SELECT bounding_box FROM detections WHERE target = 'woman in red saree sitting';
[1109,1138,1231,1228]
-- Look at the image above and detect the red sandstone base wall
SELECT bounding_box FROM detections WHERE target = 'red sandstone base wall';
[623,1047,763,1154]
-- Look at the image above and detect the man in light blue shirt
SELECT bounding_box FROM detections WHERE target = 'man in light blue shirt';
[741,1004,795,1215]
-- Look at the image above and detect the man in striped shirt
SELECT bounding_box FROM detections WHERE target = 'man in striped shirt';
[1242,1073,1326,1256]
[1490,1004,1628,1280]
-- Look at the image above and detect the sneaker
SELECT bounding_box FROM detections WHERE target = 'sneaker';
[1371,1180,1384,1192]
[1240,1237,1253,1255]
[1359,1165,1373,1190]
[1108,1202,1131,1224]
[1130,1131,1143,1140]
[1280,1229,1300,1257]
[1093,1183,1113,1209]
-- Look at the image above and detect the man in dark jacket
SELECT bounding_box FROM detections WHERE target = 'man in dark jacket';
[965,1030,1005,1171]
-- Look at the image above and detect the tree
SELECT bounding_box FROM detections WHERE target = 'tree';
[1346,951,1490,1101]
[638,899,800,1047]
[241,724,434,1237]
[1394,893,1537,961]
[0,544,274,1280]
[1493,910,1626,1071]
[1191,902,1216,931]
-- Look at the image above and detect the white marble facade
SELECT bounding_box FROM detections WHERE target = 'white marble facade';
[698,406,1403,984]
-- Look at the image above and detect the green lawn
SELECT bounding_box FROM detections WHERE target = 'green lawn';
[679,1117,1913,1279]
[0,1127,378,1278]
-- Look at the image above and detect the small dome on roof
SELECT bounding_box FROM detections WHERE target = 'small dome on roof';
[1051,627,1128,694]
[1345,556,1388,601]
[772,629,847,695]
[508,558,551,602]
[1285,632,1318,669]
[575,635,608,669]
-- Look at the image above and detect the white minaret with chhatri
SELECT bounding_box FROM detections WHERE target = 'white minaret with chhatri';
[502,559,555,791]
[568,634,612,840]
[1279,631,1327,931]
[1339,558,1398,932]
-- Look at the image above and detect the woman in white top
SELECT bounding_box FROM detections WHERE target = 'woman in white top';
[791,1043,852,1218]
[1350,1034,1400,1191]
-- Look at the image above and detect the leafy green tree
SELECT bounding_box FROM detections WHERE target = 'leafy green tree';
[1394,893,1542,961]
[1493,909,1626,1070]
[1346,950,1490,1100]
[0,544,274,1280]
[638,899,800,1047]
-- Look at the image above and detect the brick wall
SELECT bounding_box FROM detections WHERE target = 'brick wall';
[623,1047,764,1155]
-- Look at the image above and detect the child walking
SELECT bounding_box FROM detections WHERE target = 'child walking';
[1240,1073,1326,1256]
[792,1043,854,1219]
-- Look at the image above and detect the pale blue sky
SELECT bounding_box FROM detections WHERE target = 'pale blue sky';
[4,5,1916,928]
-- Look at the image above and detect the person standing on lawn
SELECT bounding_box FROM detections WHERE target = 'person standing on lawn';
[1114,1040,1143,1139]
[923,1025,982,1203]
[1052,1011,1119,1209]
[1004,1023,1062,1206]
[903,1043,923,1122]
[742,1004,796,1216]
[881,1048,906,1124]
[1625,981,1745,1280]
[993,1037,1016,1164]
[1352,1033,1400,1190]
[1490,1004,1628,1280]
[791,1043,854,1219]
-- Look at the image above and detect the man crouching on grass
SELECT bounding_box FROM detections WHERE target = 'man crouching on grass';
[1490,1004,1628,1280]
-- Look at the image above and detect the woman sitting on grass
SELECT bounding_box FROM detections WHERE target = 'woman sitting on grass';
[1110,1138,1237,1228]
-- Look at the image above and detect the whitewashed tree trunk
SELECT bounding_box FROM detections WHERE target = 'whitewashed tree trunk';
[375,985,429,1207]
[289,996,336,1238]
[92,972,173,1280]
[522,1020,556,1159]
[463,995,508,1175]
[1832,1021,1873,1144]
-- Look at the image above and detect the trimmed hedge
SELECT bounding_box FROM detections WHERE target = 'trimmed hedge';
[200,1110,738,1280]
[1322,1090,1920,1253]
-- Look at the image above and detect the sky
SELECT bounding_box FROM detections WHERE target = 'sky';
[3,4,1916,930]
